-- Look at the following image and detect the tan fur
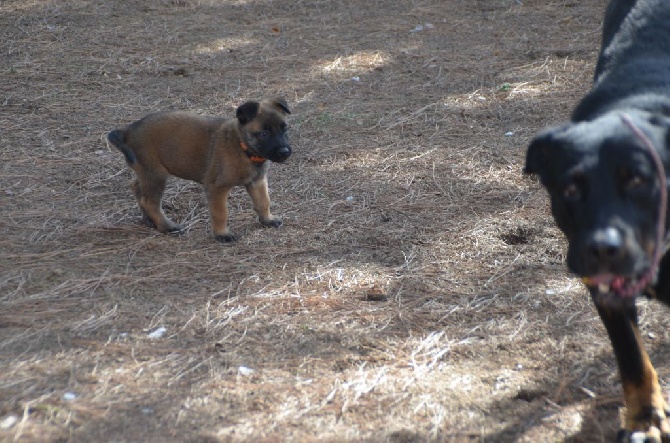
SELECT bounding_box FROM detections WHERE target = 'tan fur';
[108,99,291,242]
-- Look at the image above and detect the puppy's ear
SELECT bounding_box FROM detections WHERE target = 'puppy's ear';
[268,97,291,115]
[524,124,570,176]
[236,101,260,125]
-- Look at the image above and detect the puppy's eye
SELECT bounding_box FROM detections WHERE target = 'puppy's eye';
[258,130,269,138]
[563,183,580,201]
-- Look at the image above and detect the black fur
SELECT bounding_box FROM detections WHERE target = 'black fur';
[107,129,136,165]
[573,0,670,121]
[271,98,291,115]
[236,101,260,125]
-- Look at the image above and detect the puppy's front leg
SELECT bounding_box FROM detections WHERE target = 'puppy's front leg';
[246,177,282,228]
[206,186,235,242]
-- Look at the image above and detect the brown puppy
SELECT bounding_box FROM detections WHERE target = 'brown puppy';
[107,98,291,242]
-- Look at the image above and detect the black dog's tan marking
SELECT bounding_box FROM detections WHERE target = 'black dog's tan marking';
[525,1,670,441]
[108,98,291,242]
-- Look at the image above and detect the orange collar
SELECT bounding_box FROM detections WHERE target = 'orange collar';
[240,141,266,164]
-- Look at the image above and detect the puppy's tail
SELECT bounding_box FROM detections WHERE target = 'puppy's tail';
[107,129,136,166]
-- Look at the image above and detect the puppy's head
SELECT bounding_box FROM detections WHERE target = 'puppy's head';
[525,111,670,302]
[236,98,292,163]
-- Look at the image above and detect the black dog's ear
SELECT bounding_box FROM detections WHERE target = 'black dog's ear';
[267,97,291,115]
[236,101,260,125]
[524,132,551,175]
[524,124,571,176]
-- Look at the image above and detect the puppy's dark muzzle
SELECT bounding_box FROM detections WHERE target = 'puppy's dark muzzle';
[272,146,291,163]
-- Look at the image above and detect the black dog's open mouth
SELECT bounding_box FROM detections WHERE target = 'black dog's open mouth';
[582,272,652,301]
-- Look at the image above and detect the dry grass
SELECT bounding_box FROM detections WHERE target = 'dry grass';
[4,0,670,441]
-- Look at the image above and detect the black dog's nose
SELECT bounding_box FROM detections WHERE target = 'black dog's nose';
[586,227,624,261]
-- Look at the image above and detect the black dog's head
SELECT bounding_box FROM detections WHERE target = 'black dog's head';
[525,111,670,302]
[236,98,292,163]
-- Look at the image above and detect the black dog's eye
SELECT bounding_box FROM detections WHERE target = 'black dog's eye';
[626,174,646,190]
[563,183,581,201]
[257,130,269,138]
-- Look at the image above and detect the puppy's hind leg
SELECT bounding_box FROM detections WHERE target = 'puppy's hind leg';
[135,171,183,234]
[206,186,235,242]
[131,179,156,229]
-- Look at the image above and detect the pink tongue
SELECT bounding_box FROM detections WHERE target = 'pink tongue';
[610,276,626,292]
[586,274,615,285]
[586,274,642,298]
[585,274,627,292]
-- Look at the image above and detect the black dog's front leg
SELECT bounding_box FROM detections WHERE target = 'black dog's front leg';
[647,252,670,305]
[595,302,670,442]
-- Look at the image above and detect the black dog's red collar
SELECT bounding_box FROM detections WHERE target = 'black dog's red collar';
[240,141,266,164]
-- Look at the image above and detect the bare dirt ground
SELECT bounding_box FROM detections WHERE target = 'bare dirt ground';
[4,0,670,441]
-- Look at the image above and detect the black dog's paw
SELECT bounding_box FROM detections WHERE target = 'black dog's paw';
[260,217,282,228]
[616,408,670,443]
[214,234,236,243]
[617,428,664,443]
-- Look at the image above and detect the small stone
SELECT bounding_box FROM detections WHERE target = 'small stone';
[147,327,167,339]
[238,366,254,376]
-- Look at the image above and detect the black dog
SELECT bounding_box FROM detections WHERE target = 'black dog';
[525,0,670,440]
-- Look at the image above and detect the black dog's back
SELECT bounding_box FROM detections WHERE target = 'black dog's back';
[597,0,636,72]
[573,0,670,122]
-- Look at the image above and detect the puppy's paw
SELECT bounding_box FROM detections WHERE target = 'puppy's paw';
[140,213,157,229]
[163,223,185,235]
[214,233,236,243]
[260,217,282,228]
